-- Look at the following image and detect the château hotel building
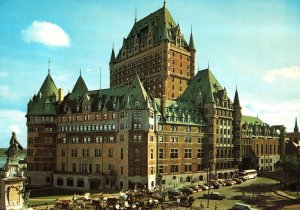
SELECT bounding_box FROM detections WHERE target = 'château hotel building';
[26,3,285,190]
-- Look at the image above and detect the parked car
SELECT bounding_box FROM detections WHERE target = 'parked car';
[179,187,193,195]
[198,184,209,190]
[204,183,214,189]
[164,188,181,196]
[231,203,258,210]
[203,192,225,200]
[233,178,243,184]
[217,180,226,186]
[224,180,233,186]
[210,180,221,189]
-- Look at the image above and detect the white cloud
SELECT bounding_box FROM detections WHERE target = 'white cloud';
[0,85,19,99]
[262,66,300,83]
[0,71,8,78]
[0,109,27,148]
[243,99,300,132]
[21,21,71,47]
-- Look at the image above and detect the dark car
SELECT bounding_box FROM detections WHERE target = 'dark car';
[203,192,225,200]
[179,187,193,195]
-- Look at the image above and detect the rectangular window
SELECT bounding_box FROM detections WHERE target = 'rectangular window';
[170,149,178,158]
[159,149,164,159]
[96,164,101,173]
[185,164,192,172]
[150,148,154,159]
[95,149,101,157]
[134,149,141,161]
[109,149,113,157]
[197,164,204,171]
[72,163,76,172]
[197,148,204,158]
[184,148,192,158]
[159,165,164,173]
[170,165,178,173]
[120,148,124,159]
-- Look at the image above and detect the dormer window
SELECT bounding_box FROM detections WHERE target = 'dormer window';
[45,103,50,112]
[135,100,140,107]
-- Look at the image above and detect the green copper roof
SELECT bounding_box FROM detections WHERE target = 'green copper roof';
[27,72,58,116]
[38,72,58,100]
[72,74,88,94]
[189,31,195,50]
[110,48,116,63]
[242,115,265,125]
[234,88,241,107]
[180,69,223,104]
[127,6,176,39]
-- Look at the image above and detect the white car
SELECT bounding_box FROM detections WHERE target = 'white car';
[232,203,258,210]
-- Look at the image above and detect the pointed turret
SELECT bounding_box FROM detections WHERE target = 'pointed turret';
[234,87,241,108]
[294,117,299,133]
[110,47,116,64]
[38,71,58,101]
[189,32,195,51]
[161,22,169,41]
[72,73,88,94]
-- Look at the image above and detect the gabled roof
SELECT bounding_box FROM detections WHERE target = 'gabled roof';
[180,68,223,104]
[242,115,265,125]
[121,74,149,109]
[127,5,176,40]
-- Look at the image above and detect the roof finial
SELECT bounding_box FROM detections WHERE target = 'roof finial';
[135,8,137,23]
[163,0,166,7]
[208,60,210,70]
[48,58,51,74]
[80,68,82,76]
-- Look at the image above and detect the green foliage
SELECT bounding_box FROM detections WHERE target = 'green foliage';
[279,154,300,176]
[0,148,27,157]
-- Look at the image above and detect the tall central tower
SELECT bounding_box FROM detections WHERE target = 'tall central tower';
[110,3,196,100]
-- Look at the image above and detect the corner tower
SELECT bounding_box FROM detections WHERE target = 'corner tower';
[110,2,196,100]
[26,67,63,186]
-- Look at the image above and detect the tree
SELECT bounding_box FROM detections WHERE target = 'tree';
[278,154,300,195]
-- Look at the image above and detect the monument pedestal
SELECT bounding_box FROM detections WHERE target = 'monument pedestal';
[0,132,28,210]
[1,176,27,210]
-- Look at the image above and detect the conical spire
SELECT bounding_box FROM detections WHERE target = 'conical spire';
[38,70,58,100]
[72,72,88,94]
[189,26,195,50]
[110,45,116,63]
[294,117,299,132]
[234,87,241,108]
[161,22,169,41]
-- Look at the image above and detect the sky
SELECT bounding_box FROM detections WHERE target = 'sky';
[0,0,300,148]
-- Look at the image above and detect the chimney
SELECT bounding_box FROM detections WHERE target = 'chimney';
[58,88,64,103]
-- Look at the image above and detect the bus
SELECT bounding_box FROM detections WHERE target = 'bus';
[239,169,257,180]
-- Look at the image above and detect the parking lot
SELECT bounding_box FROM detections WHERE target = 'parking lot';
[184,177,299,210]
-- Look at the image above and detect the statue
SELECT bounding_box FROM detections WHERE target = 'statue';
[6,132,23,158]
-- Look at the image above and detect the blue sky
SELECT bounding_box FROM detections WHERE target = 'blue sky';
[0,0,300,147]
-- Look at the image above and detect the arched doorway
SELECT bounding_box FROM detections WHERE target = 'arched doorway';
[90,178,101,190]
[224,172,229,179]
[218,173,223,179]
